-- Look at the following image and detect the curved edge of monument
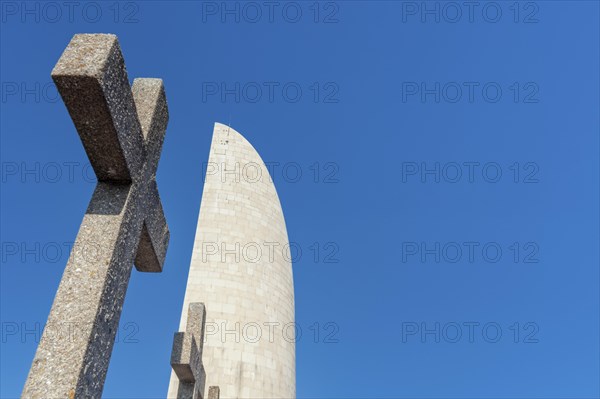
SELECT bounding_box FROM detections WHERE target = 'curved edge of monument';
[167,122,296,399]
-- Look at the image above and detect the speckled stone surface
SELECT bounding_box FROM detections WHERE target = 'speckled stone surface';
[208,386,220,399]
[22,34,170,398]
[171,303,208,399]
[51,34,143,183]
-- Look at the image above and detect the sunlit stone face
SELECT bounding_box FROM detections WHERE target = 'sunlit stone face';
[168,123,295,399]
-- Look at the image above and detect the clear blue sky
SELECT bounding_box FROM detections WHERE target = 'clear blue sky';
[1,1,599,398]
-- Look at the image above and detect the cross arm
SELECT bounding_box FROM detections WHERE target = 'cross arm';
[132,78,169,175]
[171,303,208,398]
[134,179,169,272]
[170,303,207,376]
[171,332,206,384]
[131,78,169,273]
[51,34,144,183]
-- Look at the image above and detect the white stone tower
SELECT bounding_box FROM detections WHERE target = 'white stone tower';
[167,123,295,398]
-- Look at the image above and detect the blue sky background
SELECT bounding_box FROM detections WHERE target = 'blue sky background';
[1,1,599,398]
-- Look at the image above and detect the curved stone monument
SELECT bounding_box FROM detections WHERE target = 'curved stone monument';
[168,123,295,398]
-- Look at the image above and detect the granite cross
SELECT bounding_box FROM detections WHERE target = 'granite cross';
[22,34,169,398]
[171,303,213,399]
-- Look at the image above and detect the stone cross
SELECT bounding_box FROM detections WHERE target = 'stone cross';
[22,34,169,398]
[170,303,218,399]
